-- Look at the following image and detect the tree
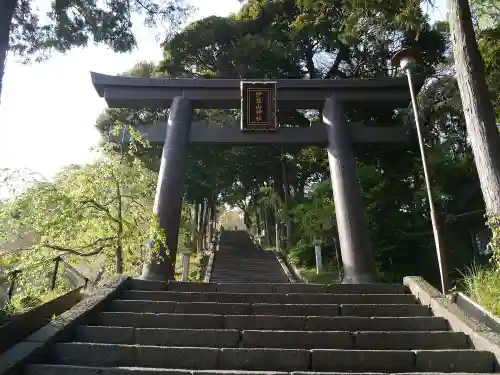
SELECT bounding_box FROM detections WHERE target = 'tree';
[0,149,160,277]
[448,0,500,215]
[0,0,191,103]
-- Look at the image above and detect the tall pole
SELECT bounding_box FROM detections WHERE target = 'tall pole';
[393,49,448,294]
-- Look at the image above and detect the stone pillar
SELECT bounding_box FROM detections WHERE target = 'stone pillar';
[323,95,378,283]
[181,254,189,281]
[314,237,323,275]
[181,249,193,281]
[141,97,193,281]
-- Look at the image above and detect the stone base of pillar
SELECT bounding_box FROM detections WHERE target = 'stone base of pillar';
[140,248,176,281]
[342,271,379,284]
[139,267,175,282]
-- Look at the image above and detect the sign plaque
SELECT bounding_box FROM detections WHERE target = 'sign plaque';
[241,81,277,131]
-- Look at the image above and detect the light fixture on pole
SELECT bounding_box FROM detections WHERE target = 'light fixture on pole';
[391,47,448,294]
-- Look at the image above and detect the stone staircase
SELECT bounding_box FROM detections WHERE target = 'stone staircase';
[23,279,498,374]
[210,230,289,283]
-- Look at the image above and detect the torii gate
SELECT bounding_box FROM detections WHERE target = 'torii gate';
[91,73,424,283]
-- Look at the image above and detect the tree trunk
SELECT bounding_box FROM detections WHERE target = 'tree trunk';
[264,207,274,246]
[448,0,500,213]
[198,200,206,251]
[280,148,293,248]
[208,198,216,248]
[295,176,306,202]
[0,0,17,103]
[115,181,124,274]
[243,208,252,229]
[202,198,209,250]
[193,201,199,247]
[190,203,196,242]
[268,208,277,247]
[115,245,124,274]
[254,203,262,235]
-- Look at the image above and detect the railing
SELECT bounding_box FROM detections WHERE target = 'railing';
[3,254,95,303]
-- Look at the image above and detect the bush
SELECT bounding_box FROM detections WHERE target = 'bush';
[487,213,500,269]
[462,264,500,316]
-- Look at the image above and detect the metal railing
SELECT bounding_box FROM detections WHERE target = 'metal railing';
[3,254,95,303]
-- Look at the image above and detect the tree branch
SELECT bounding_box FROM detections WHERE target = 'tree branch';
[79,198,120,224]
[324,46,348,79]
[41,236,118,257]
[121,194,148,210]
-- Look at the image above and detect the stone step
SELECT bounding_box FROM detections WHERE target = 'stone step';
[74,326,469,350]
[209,278,289,283]
[119,291,416,305]
[214,255,274,258]
[213,258,276,261]
[213,260,274,262]
[210,274,286,279]
[106,301,339,315]
[208,282,292,285]
[106,301,424,316]
[211,263,279,265]
[24,366,500,375]
[210,279,290,283]
[209,279,290,283]
[49,343,495,372]
[212,259,277,262]
[210,273,286,276]
[91,313,447,331]
[211,265,281,268]
[127,281,407,295]
[218,272,282,274]
[75,326,241,347]
[213,272,283,277]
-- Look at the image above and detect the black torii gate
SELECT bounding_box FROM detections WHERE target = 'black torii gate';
[91,73,424,284]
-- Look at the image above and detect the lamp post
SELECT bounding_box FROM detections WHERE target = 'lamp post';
[392,48,448,294]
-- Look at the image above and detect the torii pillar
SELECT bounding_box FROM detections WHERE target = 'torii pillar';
[141,97,193,281]
[324,95,378,283]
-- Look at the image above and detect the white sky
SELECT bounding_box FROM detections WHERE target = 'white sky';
[0,0,446,179]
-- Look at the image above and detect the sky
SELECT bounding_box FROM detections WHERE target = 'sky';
[0,0,446,180]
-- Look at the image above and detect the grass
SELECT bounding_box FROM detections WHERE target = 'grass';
[295,264,342,284]
[260,244,342,284]
[174,251,202,282]
[461,265,500,317]
[0,287,67,322]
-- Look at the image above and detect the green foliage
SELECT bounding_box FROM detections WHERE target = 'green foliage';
[486,213,500,268]
[9,0,191,63]
[174,251,202,282]
[1,151,159,276]
[3,286,67,315]
[290,180,335,242]
[477,20,500,123]
[0,147,165,312]
[462,264,500,316]
[295,265,342,285]
[471,0,500,26]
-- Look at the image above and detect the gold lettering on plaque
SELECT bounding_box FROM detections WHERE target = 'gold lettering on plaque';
[255,91,263,123]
